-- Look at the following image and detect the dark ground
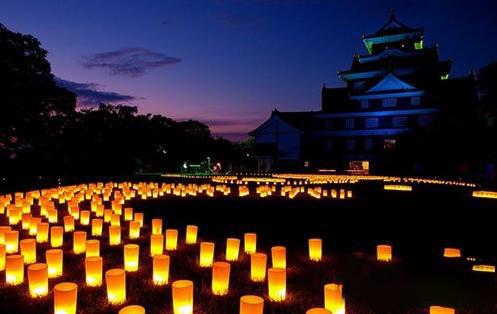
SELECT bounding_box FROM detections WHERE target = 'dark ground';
[0,180,496,313]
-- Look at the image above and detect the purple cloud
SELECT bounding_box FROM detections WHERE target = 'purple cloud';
[82,47,181,77]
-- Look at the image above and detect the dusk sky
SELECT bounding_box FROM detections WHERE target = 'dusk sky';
[1,0,496,141]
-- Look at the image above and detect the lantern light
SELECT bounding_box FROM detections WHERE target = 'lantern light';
[186,225,198,244]
[80,210,90,226]
[271,246,286,269]
[250,253,267,282]
[85,256,103,287]
[5,230,19,253]
[109,226,121,246]
[150,234,164,256]
[153,254,170,285]
[244,233,257,254]
[226,238,240,262]
[29,217,41,235]
[268,268,286,301]
[73,231,87,254]
[124,244,139,272]
[22,213,32,230]
[212,261,230,295]
[376,245,392,262]
[20,238,37,264]
[92,219,103,237]
[129,221,140,239]
[134,213,144,227]
[28,263,49,297]
[443,248,461,258]
[324,283,345,314]
[240,295,264,314]
[36,222,49,243]
[118,305,146,314]
[5,254,24,285]
[53,282,78,314]
[50,226,64,248]
[64,215,75,232]
[152,219,162,235]
[106,268,126,304]
[46,249,63,278]
[86,239,100,257]
[172,280,194,314]
[0,244,5,271]
[0,226,12,244]
[111,214,121,227]
[165,229,179,251]
[308,239,322,261]
[199,242,215,267]
[306,308,332,314]
[124,208,134,221]
[429,306,455,314]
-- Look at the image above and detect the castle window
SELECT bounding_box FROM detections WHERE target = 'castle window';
[364,138,373,150]
[383,139,396,151]
[382,98,397,107]
[347,139,356,151]
[392,116,407,128]
[345,118,355,129]
[365,117,379,128]
[411,96,421,106]
[360,99,369,109]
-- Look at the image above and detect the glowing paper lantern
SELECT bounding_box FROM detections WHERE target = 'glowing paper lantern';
[250,253,267,282]
[51,226,64,247]
[129,221,140,239]
[244,233,257,254]
[376,245,392,262]
[268,268,286,301]
[226,238,240,261]
[172,280,194,314]
[152,218,162,235]
[64,215,75,232]
[212,261,230,295]
[165,229,178,251]
[28,263,48,297]
[124,207,133,221]
[91,219,103,237]
[186,225,198,244]
[22,213,32,230]
[46,249,63,278]
[86,239,100,257]
[20,238,37,264]
[104,209,113,223]
[240,295,264,314]
[109,226,121,246]
[271,246,286,269]
[73,231,87,254]
[0,244,5,271]
[80,210,90,226]
[150,234,164,256]
[48,209,58,223]
[199,242,215,267]
[124,244,139,272]
[308,238,322,261]
[324,283,345,314]
[111,214,121,227]
[153,254,170,285]
[54,282,78,314]
[85,256,103,287]
[29,217,41,235]
[429,306,455,314]
[119,305,145,314]
[134,213,144,227]
[443,248,461,258]
[306,308,332,314]
[0,226,12,244]
[5,254,24,285]
[106,268,126,304]
[37,222,49,243]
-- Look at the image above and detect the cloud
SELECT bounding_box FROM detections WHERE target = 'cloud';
[82,47,181,77]
[55,77,137,106]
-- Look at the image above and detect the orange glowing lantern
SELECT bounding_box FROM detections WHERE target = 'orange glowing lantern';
[46,249,63,278]
[271,246,286,269]
[165,229,178,251]
[106,268,126,304]
[85,256,103,287]
[172,280,194,314]
[37,222,49,243]
[22,213,32,230]
[152,218,162,235]
[134,213,144,227]
[150,234,164,256]
[28,263,48,297]
[244,233,257,254]
[308,238,322,261]
[73,231,87,254]
[443,248,461,258]
[0,244,5,271]
[0,226,12,244]
[20,238,37,264]
[118,305,145,314]
[377,245,392,262]
[212,261,230,295]
[86,239,100,257]
[54,282,78,314]
[153,254,170,285]
[48,209,58,223]
[79,210,90,226]
[64,215,75,232]
[109,226,121,246]
[124,244,139,272]
[306,308,332,314]
[429,306,455,314]
[124,207,133,221]
[51,226,64,247]
[240,295,264,314]
[200,241,215,267]
[251,253,267,282]
[324,283,345,314]
[29,217,41,235]
[5,254,24,285]
[226,238,240,261]
[91,218,103,237]
[104,209,113,223]
[186,225,198,244]
[129,221,140,239]
[268,268,286,301]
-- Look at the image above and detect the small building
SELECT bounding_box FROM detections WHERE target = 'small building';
[249,13,477,173]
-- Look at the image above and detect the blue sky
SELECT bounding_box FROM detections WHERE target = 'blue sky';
[1,0,496,140]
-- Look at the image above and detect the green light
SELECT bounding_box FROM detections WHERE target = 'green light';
[414,40,423,50]
[441,74,449,80]
[364,40,373,54]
